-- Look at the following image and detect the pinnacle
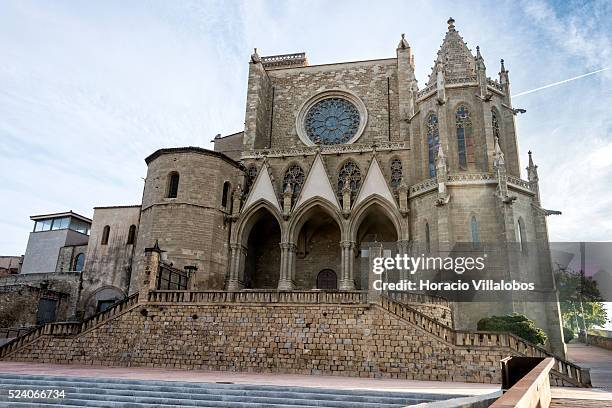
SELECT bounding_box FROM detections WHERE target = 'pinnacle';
[426,17,476,86]
[397,33,410,50]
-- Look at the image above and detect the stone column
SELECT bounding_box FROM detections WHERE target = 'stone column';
[278,242,296,290]
[396,240,411,282]
[227,243,246,290]
[339,241,356,290]
[140,241,162,301]
[368,243,383,302]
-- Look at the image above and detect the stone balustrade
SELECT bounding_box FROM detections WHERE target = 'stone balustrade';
[148,290,368,305]
[380,295,589,387]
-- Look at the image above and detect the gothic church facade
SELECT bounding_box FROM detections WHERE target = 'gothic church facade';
[107,18,564,355]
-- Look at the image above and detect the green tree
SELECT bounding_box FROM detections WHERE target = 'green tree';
[555,264,608,333]
[477,314,547,345]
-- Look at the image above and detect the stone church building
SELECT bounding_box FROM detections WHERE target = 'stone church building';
[1,18,581,384]
[126,17,563,351]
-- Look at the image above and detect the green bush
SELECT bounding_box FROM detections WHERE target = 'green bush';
[563,326,575,343]
[477,314,548,345]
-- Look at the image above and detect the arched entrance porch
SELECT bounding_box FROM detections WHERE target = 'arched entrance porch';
[288,200,344,290]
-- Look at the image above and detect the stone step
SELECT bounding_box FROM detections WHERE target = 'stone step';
[0,394,324,408]
[0,374,454,407]
[0,374,449,400]
[0,385,417,408]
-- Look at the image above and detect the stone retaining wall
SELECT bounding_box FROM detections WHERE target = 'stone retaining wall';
[586,334,612,351]
[5,302,508,383]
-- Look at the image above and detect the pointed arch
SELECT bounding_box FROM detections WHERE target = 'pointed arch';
[426,112,439,177]
[288,196,345,243]
[288,196,344,289]
[336,159,362,201]
[517,217,527,253]
[282,163,306,201]
[470,215,479,243]
[349,195,404,243]
[389,157,403,190]
[234,199,284,246]
[491,107,501,142]
[455,104,474,170]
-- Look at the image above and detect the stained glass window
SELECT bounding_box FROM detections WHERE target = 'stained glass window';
[427,114,439,177]
[390,159,403,190]
[337,160,362,200]
[456,106,473,170]
[282,164,305,198]
[492,109,500,141]
[305,98,360,145]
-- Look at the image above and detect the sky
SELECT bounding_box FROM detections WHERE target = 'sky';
[1,0,611,256]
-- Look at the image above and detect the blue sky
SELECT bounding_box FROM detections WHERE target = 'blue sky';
[1,0,611,256]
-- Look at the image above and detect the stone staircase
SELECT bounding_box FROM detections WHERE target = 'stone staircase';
[0,293,140,359]
[0,373,455,407]
[0,290,591,388]
[378,295,591,387]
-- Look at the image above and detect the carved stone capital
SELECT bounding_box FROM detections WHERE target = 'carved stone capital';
[279,242,297,252]
[340,241,356,250]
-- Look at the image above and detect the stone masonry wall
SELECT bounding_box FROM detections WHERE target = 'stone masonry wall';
[0,287,39,327]
[267,60,401,149]
[6,302,507,383]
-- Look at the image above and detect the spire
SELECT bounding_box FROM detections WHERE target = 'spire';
[397,33,410,50]
[499,58,509,83]
[527,150,539,182]
[447,17,455,31]
[475,45,485,70]
[426,17,476,87]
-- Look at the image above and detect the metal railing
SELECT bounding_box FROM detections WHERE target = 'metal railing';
[0,326,37,340]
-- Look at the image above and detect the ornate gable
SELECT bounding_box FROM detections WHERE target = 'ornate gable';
[354,156,397,209]
[242,162,281,212]
[293,154,340,210]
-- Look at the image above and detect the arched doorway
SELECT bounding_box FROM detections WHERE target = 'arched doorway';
[317,269,338,290]
[243,208,281,289]
[353,202,399,289]
[292,204,342,290]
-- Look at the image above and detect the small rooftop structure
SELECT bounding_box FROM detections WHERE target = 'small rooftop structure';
[261,52,308,70]
[30,211,91,236]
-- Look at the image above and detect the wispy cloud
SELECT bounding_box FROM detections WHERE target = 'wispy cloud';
[0,0,610,254]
